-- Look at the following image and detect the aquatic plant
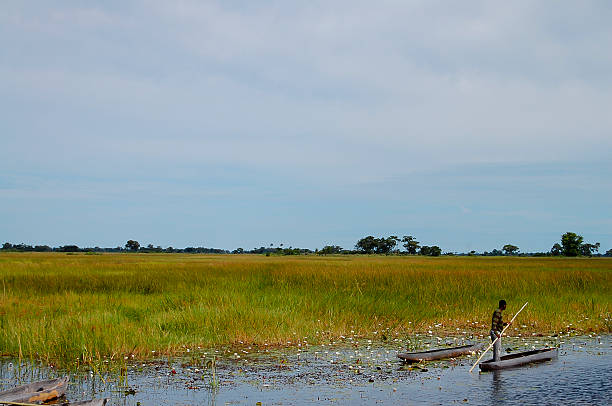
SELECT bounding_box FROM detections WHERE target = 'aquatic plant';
[0,253,609,368]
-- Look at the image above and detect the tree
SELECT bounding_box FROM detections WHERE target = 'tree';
[355,235,399,254]
[502,244,519,255]
[605,249,612,257]
[2,242,12,250]
[376,236,398,254]
[401,235,420,254]
[356,236,378,254]
[429,246,442,256]
[319,245,343,255]
[125,240,140,251]
[560,232,583,257]
[580,242,600,257]
[550,243,562,256]
[558,232,599,257]
[58,245,80,252]
[419,245,442,256]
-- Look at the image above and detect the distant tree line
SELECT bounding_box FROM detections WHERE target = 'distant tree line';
[476,232,605,257]
[238,245,312,256]
[351,235,441,256]
[347,231,608,257]
[1,232,610,257]
[0,241,229,254]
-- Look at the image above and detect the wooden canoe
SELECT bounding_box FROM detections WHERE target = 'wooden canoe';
[479,348,558,371]
[0,376,69,404]
[398,342,485,362]
[70,399,108,406]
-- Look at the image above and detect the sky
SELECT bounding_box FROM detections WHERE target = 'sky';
[1,1,611,253]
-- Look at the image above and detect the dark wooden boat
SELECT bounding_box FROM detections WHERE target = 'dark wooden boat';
[0,376,69,404]
[398,342,485,362]
[479,348,558,371]
[70,399,107,406]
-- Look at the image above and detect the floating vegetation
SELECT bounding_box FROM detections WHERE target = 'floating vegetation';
[0,335,609,405]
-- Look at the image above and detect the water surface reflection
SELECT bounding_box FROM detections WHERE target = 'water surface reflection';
[1,335,609,405]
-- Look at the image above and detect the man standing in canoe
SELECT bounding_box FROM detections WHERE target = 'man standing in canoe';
[491,300,511,361]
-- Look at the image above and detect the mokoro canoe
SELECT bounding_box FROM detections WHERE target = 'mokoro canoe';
[479,348,558,371]
[0,376,69,404]
[70,399,107,406]
[398,343,485,362]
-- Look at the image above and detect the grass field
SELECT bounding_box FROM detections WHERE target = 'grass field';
[0,253,609,368]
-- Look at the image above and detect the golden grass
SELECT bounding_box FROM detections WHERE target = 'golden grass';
[0,253,609,367]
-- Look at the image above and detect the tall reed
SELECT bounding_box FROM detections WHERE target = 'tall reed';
[0,253,609,367]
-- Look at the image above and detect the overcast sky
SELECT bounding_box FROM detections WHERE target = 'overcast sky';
[1,1,611,252]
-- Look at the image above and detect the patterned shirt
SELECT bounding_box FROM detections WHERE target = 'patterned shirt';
[491,308,504,333]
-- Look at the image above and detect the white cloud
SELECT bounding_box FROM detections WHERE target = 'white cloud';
[1,1,611,187]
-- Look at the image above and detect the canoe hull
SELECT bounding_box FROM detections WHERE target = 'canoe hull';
[0,376,69,404]
[398,343,485,362]
[0,377,106,405]
[479,348,558,371]
[71,399,108,406]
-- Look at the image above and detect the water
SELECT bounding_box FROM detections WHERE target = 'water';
[1,335,610,405]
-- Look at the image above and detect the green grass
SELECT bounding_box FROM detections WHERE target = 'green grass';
[0,253,609,368]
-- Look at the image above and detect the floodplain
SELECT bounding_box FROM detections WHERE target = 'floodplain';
[0,253,609,368]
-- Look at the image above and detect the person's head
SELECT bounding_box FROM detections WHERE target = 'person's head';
[498,299,507,310]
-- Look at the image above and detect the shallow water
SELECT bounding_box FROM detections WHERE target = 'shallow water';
[1,335,610,405]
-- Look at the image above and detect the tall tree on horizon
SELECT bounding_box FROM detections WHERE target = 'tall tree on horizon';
[125,240,140,251]
[402,235,420,254]
[502,244,519,255]
[560,232,583,257]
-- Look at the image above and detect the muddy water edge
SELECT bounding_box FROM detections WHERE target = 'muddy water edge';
[1,335,610,405]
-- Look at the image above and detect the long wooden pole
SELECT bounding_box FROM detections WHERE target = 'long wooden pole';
[469,301,528,373]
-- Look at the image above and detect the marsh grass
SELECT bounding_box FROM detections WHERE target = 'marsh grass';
[0,253,609,368]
